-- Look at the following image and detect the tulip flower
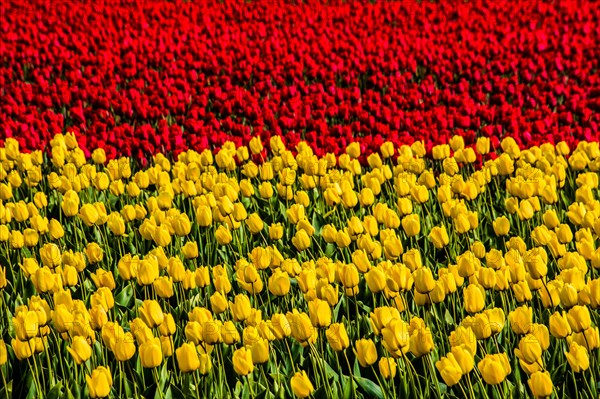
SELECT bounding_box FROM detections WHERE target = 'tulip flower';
[435,353,462,386]
[326,323,349,352]
[290,371,314,398]
[232,347,254,376]
[139,338,163,368]
[86,366,113,398]
[378,357,397,380]
[67,336,93,365]
[528,371,553,398]
[175,342,200,373]
[355,339,378,367]
[478,353,511,385]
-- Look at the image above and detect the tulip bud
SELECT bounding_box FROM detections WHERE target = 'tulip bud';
[567,305,591,333]
[232,347,254,376]
[175,342,200,373]
[435,353,462,386]
[509,305,532,335]
[0,340,7,366]
[478,353,511,385]
[290,370,314,398]
[139,338,163,368]
[354,339,377,367]
[139,300,164,328]
[414,267,435,294]
[528,371,553,399]
[565,342,589,373]
[86,366,113,398]
[378,357,397,379]
[215,225,232,245]
[67,336,93,365]
[429,225,449,249]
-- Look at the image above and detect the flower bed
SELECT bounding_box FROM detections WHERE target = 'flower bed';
[1,0,599,160]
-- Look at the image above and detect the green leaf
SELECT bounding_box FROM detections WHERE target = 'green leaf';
[234,381,244,397]
[333,295,345,320]
[342,376,353,399]
[115,284,134,307]
[160,363,169,389]
[323,360,339,382]
[168,384,187,399]
[312,386,329,399]
[354,376,384,399]
[325,243,336,257]
[444,309,454,326]
[47,382,63,399]
[353,357,361,378]
[242,380,251,399]
[312,212,325,235]
[65,387,76,399]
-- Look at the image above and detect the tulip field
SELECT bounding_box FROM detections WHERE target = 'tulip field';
[1,1,600,399]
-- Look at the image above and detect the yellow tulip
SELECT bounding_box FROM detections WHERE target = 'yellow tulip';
[250,338,269,364]
[13,310,39,340]
[413,267,435,294]
[378,357,397,379]
[464,284,485,314]
[113,332,136,362]
[450,325,479,353]
[196,205,213,227]
[308,298,331,328]
[85,242,104,264]
[435,353,462,386]
[478,353,511,385]
[86,366,113,398]
[215,225,232,245]
[181,241,199,259]
[152,224,171,247]
[246,213,264,234]
[202,321,222,345]
[175,342,200,373]
[139,300,164,328]
[290,371,314,398]
[107,212,126,236]
[268,269,291,296]
[210,291,228,314]
[221,321,240,345]
[515,334,542,364]
[0,340,7,366]
[287,311,314,343]
[90,287,115,312]
[80,203,99,226]
[409,326,434,357]
[429,225,449,249]
[381,319,410,356]
[11,338,35,360]
[567,305,591,333]
[493,216,510,236]
[232,347,254,376]
[67,336,92,365]
[270,313,292,340]
[528,371,553,398]
[61,190,80,217]
[451,344,474,374]
[39,243,61,268]
[269,223,284,240]
[326,323,349,352]
[139,337,163,368]
[355,339,378,367]
[570,321,599,349]
[365,267,386,293]
[509,305,532,335]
